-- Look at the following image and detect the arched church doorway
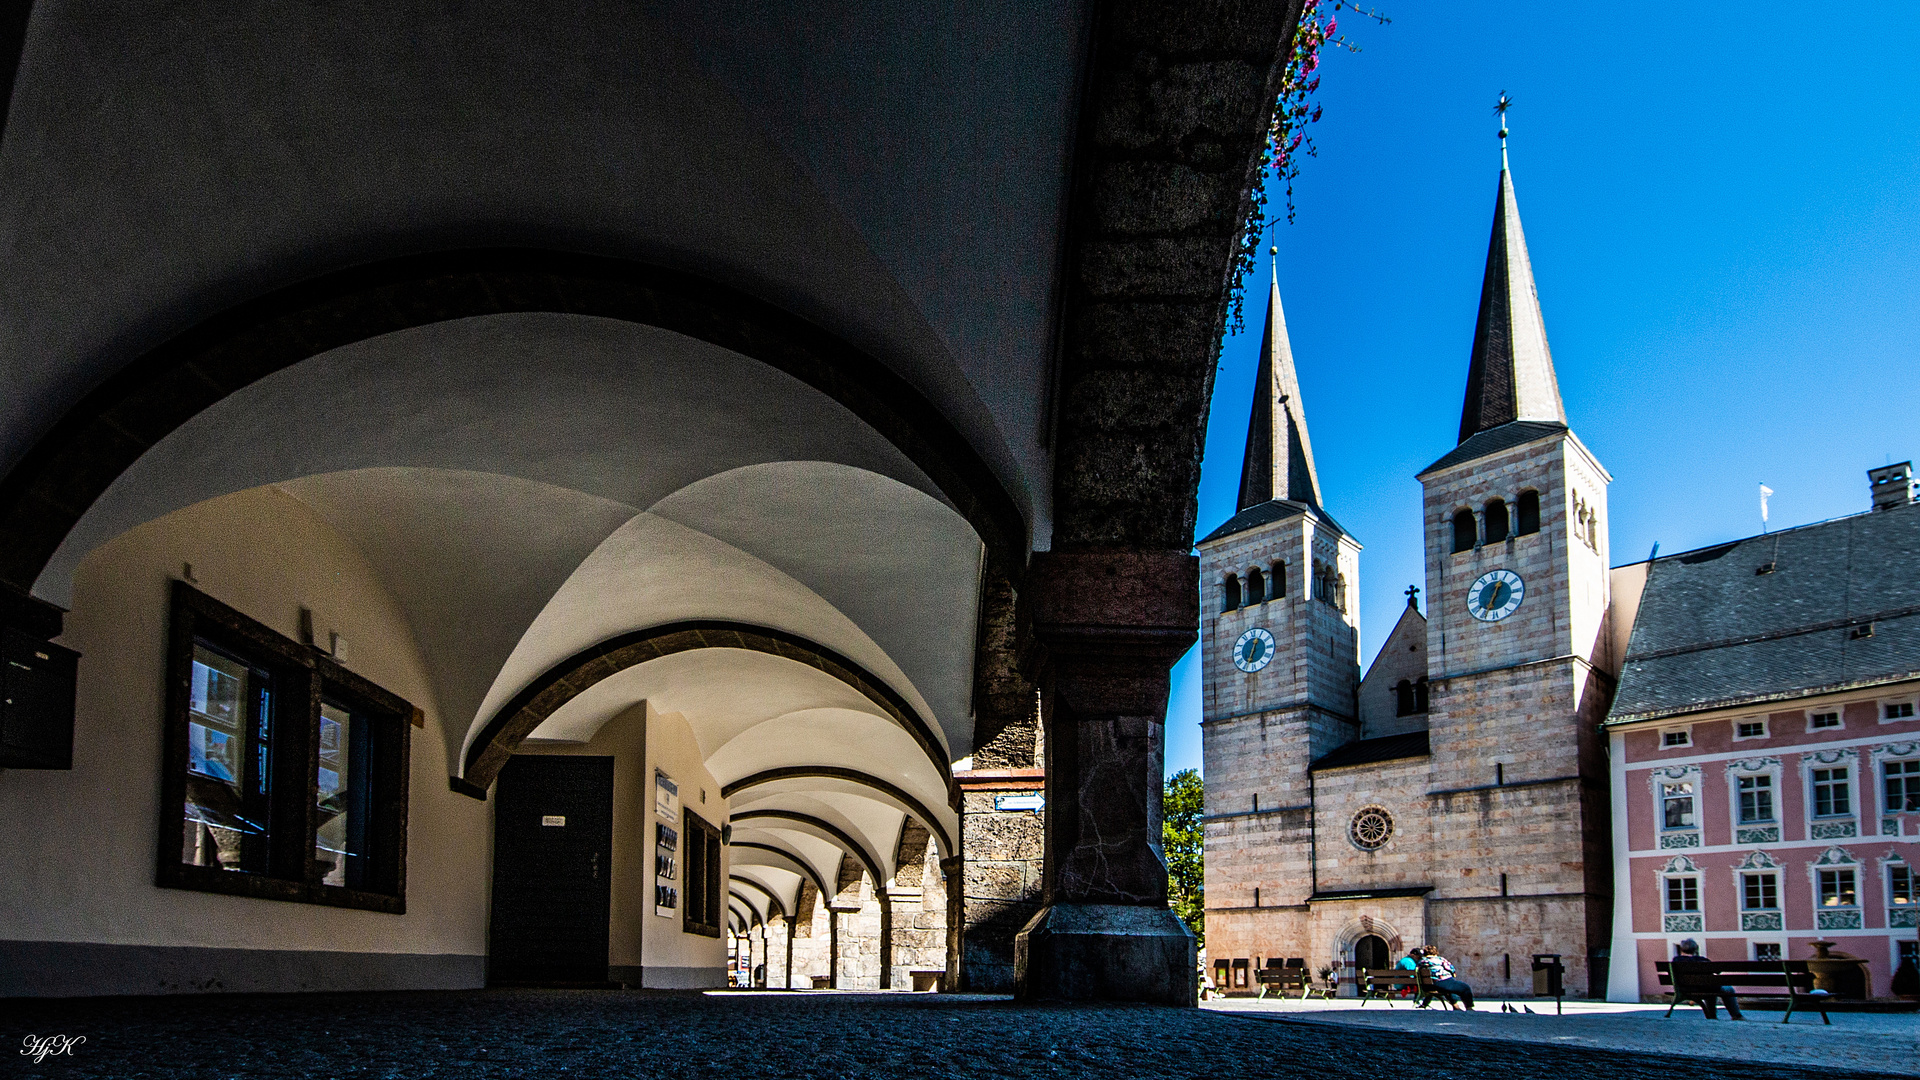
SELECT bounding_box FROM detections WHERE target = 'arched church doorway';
[1353,934,1390,972]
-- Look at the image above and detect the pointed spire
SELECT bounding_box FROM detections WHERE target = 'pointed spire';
[1237,251,1323,511]
[1457,131,1567,443]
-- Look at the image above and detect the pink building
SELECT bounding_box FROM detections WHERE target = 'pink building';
[1605,466,1920,1001]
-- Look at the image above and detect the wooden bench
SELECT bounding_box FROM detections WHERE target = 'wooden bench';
[1255,960,1312,999]
[1357,968,1418,1006]
[1654,960,1830,1025]
[1413,965,1464,1009]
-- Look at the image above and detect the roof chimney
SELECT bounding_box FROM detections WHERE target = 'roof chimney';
[1869,461,1916,511]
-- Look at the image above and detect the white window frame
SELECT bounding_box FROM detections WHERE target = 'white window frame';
[1803,749,1861,839]
[1750,940,1785,963]
[1807,708,1845,733]
[1809,846,1863,930]
[1661,727,1693,749]
[1649,766,1703,848]
[1883,697,1918,724]
[1733,717,1769,741]
[1739,870,1779,911]
[1884,857,1917,929]
[1733,850,1783,933]
[1872,743,1920,839]
[1727,758,1782,835]
[1660,855,1704,933]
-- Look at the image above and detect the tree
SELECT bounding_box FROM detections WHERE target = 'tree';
[1164,768,1205,944]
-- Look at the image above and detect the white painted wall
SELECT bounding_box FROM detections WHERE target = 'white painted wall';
[0,487,492,973]
[643,706,729,987]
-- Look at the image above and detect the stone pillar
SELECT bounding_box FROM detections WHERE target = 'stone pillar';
[784,914,796,989]
[941,854,965,991]
[1014,549,1198,1005]
[955,566,1048,991]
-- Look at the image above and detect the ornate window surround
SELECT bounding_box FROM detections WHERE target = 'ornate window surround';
[1803,748,1861,839]
[1881,852,1918,929]
[1649,765,1703,849]
[1726,757,1782,845]
[1881,695,1918,725]
[1661,854,1704,934]
[1808,846,1863,931]
[1732,716,1770,742]
[1732,850,1782,933]
[1872,742,1920,837]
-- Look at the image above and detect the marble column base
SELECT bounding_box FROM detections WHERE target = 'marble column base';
[1013,903,1196,1006]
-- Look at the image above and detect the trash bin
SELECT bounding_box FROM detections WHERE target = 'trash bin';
[1532,954,1565,1013]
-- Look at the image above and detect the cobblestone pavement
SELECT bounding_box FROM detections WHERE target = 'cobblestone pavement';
[4,989,1904,1080]
[1208,996,1920,1078]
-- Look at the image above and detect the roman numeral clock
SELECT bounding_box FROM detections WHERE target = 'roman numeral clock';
[1233,627,1277,673]
[1466,569,1525,622]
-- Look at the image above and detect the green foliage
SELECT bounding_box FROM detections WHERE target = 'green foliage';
[1164,768,1205,943]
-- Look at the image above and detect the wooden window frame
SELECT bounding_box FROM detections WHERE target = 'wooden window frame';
[157,581,412,914]
[682,807,723,938]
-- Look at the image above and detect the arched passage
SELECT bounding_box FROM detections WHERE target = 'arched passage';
[460,620,954,797]
[722,766,956,855]
[0,248,1026,597]
[732,807,895,989]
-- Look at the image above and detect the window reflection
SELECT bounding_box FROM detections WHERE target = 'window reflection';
[316,703,353,887]
[183,645,271,873]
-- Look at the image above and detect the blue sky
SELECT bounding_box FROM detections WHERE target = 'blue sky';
[1163,3,1920,778]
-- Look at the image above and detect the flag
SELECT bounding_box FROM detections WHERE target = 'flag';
[1759,484,1774,525]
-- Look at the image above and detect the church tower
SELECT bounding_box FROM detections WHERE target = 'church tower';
[1414,144,1616,992]
[1198,259,1361,959]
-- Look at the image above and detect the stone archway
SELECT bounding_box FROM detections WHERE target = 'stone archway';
[457,619,953,798]
[1333,916,1408,973]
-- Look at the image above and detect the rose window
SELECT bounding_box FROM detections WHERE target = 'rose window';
[1349,806,1393,850]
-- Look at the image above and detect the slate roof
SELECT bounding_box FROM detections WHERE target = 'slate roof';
[1236,271,1323,512]
[1606,499,1920,724]
[1418,420,1567,477]
[1308,886,1434,902]
[1456,161,1567,442]
[1309,730,1430,771]
[1197,498,1349,546]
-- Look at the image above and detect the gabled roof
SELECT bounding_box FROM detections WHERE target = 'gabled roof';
[1310,730,1430,771]
[1198,498,1348,547]
[1236,267,1322,511]
[1361,598,1428,686]
[1457,156,1567,443]
[1606,499,1920,724]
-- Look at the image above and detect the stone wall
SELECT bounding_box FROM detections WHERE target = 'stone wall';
[887,820,950,988]
[788,878,830,988]
[956,777,1044,992]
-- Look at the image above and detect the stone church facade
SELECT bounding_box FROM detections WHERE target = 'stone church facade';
[1201,154,1621,997]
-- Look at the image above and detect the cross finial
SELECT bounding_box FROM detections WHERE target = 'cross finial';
[1493,91,1514,161]
[1405,584,1420,608]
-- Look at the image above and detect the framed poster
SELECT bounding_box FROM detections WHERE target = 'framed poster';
[655,770,679,822]
[654,820,679,917]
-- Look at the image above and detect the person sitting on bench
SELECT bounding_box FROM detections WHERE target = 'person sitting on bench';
[1418,947,1475,1010]
[1672,939,1744,1020]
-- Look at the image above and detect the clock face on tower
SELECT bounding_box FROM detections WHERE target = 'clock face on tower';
[1233,628,1277,673]
[1466,569,1525,622]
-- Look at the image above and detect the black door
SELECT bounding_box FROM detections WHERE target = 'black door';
[1354,934,1389,972]
[488,755,614,985]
